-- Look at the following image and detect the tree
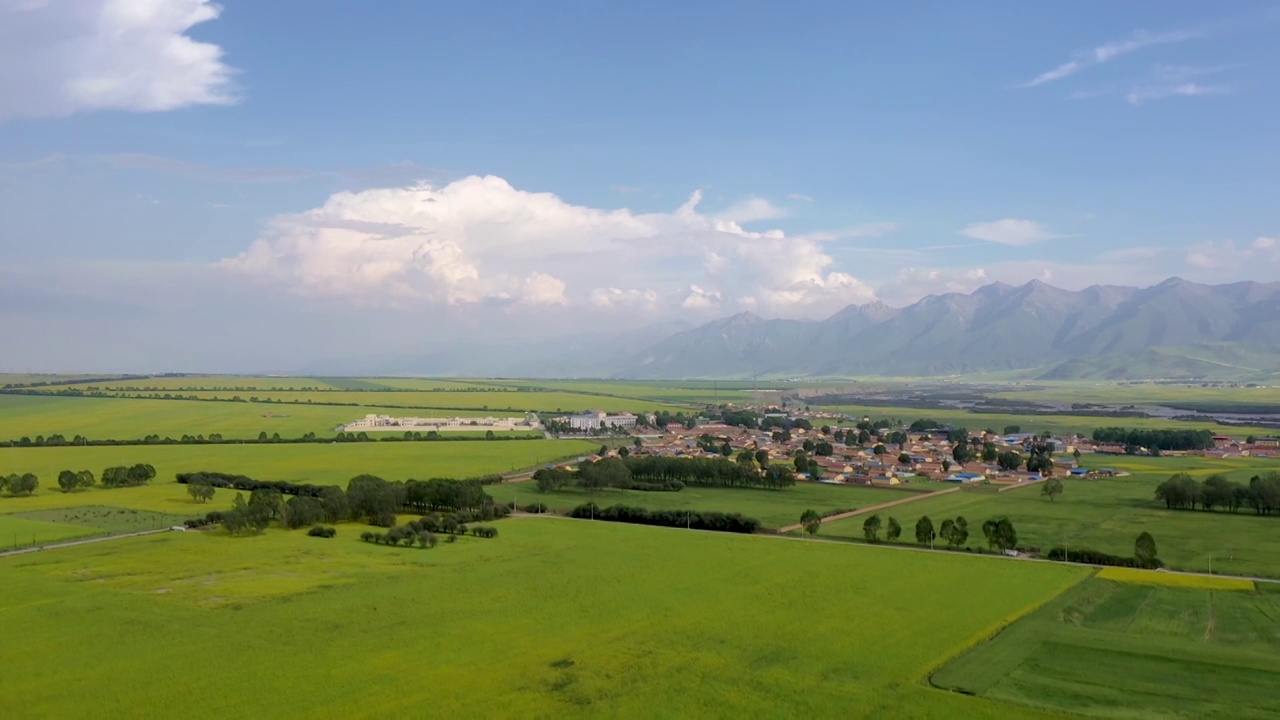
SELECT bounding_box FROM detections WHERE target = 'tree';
[1134,532,1159,568]
[319,485,350,523]
[534,467,573,493]
[794,452,809,474]
[996,451,1022,472]
[897,452,912,465]
[914,516,935,546]
[800,509,822,536]
[754,449,769,467]
[981,519,998,550]
[188,480,215,504]
[886,517,901,543]
[4,473,38,496]
[993,518,1017,551]
[57,470,79,493]
[872,443,887,456]
[941,459,952,473]
[949,516,969,548]
[1246,435,1257,445]
[1041,477,1064,502]
[952,443,974,466]
[862,514,882,542]
[1002,425,1021,435]
[633,437,642,449]
[981,443,998,463]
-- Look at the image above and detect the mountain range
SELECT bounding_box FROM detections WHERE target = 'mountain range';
[305,278,1280,380]
[616,278,1280,380]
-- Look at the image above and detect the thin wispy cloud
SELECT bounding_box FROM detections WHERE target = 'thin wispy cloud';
[786,193,814,202]
[1070,65,1237,105]
[1024,28,1202,87]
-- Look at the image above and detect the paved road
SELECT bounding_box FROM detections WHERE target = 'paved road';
[0,528,172,559]
[776,486,961,533]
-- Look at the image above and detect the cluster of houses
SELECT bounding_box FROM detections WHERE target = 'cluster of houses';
[1201,435,1280,459]
[609,420,1101,487]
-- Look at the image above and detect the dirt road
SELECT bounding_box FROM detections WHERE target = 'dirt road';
[0,528,173,559]
[777,486,961,533]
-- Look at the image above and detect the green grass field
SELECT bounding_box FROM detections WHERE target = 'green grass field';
[0,394,520,441]
[0,440,596,492]
[31,388,687,414]
[931,576,1280,718]
[0,518,1085,717]
[488,481,939,529]
[820,455,1280,577]
[991,381,1280,409]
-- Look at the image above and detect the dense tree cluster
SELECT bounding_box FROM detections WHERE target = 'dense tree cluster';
[1091,428,1215,452]
[1155,472,1280,515]
[101,464,156,488]
[307,525,337,538]
[2,473,39,496]
[535,456,795,495]
[570,503,761,534]
[56,470,95,492]
[0,428,538,448]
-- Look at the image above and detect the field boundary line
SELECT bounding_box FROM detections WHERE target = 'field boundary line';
[0,528,170,559]
[776,486,962,533]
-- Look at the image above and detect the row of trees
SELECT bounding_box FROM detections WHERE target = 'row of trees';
[534,457,798,495]
[2,473,39,496]
[1,430,540,448]
[570,503,762,534]
[1155,472,1280,515]
[1091,428,1215,452]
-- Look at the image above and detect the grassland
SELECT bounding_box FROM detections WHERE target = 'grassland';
[0,440,596,490]
[931,576,1280,718]
[0,394,521,441]
[29,388,687,414]
[823,403,1276,437]
[488,481,939,529]
[0,518,1085,717]
[821,455,1280,577]
[0,506,196,550]
[990,380,1280,409]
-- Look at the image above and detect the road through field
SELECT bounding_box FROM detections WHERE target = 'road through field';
[776,485,962,533]
[0,527,171,558]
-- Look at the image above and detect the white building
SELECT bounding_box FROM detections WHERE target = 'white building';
[567,410,638,432]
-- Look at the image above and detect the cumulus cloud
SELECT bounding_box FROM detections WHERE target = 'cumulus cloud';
[0,0,235,121]
[222,175,877,318]
[960,218,1055,246]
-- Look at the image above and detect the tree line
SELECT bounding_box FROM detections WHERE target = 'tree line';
[180,471,511,534]
[1,464,157,497]
[1155,472,1280,515]
[1,429,541,448]
[534,456,797,495]
[570,503,761,534]
[1091,427,1215,452]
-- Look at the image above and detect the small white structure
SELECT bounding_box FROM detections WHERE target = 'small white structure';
[340,414,537,433]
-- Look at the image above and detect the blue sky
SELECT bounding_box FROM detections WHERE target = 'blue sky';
[2,0,1278,372]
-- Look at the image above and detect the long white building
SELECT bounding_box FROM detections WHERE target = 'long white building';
[567,410,638,432]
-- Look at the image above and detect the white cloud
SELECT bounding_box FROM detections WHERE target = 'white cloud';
[588,287,659,309]
[960,218,1055,246]
[222,175,878,318]
[681,285,721,310]
[1126,82,1230,105]
[0,0,235,121]
[715,196,786,223]
[519,272,569,306]
[1186,237,1280,272]
[786,193,814,202]
[1024,28,1200,87]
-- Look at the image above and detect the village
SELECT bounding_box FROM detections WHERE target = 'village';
[545,407,1280,488]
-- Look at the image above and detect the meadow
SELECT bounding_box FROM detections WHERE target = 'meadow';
[931,575,1280,718]
[821,403,1276,437]
[0,394,519,441]
[990,380,1280,410]
[820,455,1280,577]
[488,480,939,529]
[0,518,1086,718]
[0,439,596,490]
[29,388,687,414]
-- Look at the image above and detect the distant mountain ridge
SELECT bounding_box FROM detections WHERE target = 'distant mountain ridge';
[615,278,1280,380]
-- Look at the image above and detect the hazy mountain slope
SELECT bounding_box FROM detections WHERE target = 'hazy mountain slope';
[614,278,1280,379]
